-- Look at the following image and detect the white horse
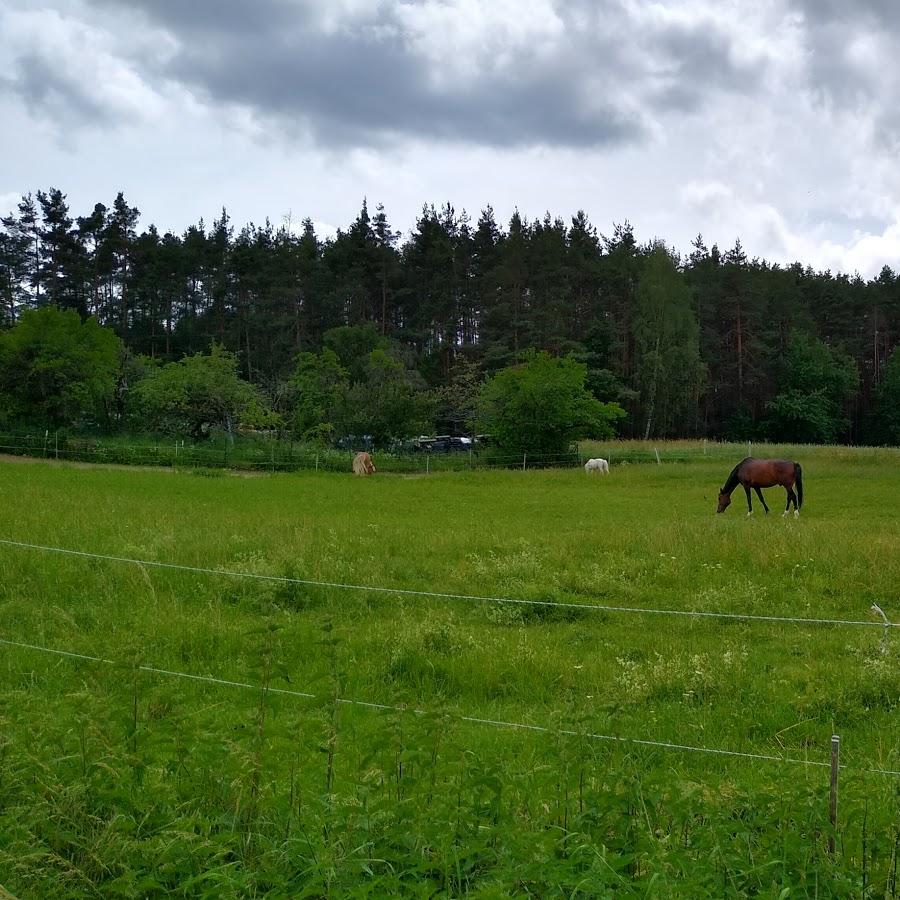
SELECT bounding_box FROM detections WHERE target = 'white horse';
[584,458,609,475]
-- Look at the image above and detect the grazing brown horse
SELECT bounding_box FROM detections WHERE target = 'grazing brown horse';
[716,458,803,517]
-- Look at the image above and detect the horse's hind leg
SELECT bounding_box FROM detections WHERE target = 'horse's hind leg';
[754,486,769,514]
[744,484,753,515]
[783,487,796,517]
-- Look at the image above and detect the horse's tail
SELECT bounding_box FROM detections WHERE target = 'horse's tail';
[795,462,803,509]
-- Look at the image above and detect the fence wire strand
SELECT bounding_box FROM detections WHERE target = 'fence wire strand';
[1,635,898,778]
[0,538,895,631]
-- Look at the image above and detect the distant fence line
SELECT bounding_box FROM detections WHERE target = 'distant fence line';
[0,431,874,475]
[0,432,586,473]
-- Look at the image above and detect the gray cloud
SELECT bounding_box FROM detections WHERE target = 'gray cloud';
[67,0,765,149]
[638,24,763,119]
[113,0,300,35]
[794,0,897,24]
[791,0,900,147]
[3,51,112,125]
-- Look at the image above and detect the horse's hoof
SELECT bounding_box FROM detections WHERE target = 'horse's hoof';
[746,512,752,517]
[794,510,800,518]
[782,511,788,518]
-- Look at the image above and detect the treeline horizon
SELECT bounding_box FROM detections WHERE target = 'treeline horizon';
[1,187,899,443]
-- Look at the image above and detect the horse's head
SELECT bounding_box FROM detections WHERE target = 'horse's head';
[716,491,731,513]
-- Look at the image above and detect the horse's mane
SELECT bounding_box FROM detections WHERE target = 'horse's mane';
[721,457,751,494]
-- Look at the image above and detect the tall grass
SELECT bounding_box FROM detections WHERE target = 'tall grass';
[0,449,897,895]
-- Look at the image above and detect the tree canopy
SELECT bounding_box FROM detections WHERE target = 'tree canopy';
[0,306,122,428]
[132,344,265,439]
[477,351,626,456]
[1,187,899,444]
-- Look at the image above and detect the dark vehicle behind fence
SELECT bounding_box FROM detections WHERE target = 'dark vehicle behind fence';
[411,435,474,453]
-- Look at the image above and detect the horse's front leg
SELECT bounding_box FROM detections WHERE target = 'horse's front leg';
[754,486,769,514]
[744,484,753,515]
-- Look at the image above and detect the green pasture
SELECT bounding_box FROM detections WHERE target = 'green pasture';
[0,446,898,896]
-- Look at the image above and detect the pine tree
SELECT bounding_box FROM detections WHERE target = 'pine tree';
[103,192,140,334]
[567,210,602,342]
[2,195,42,307]
[37,188,86,316]
[495,210,529,357]
[599,221,639,384]
[76,203,109,318]
[528,212,569,351]
[471,206,502,364]
[0,204,31,324]
[372,203,400,335]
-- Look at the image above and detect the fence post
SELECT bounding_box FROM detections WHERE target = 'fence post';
[828,734,840,855]
[871,603,891,654]
[54,431,58,460]
[748,440,752,457]
[315,453,319,472]
[426,454,430,475]
[654,447,661,466]
[522,453,526,471]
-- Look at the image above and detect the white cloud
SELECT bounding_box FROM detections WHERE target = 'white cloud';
[0,192,22,218]
[395,0,565,82]
[0,3,169,127]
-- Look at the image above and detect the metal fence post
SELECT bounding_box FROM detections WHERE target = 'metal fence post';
[829,734,840,854]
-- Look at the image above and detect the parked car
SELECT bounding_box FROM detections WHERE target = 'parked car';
[411,435,473,453]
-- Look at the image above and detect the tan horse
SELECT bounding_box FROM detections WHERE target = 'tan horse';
[352,451,376,476]
[717,458,803,517]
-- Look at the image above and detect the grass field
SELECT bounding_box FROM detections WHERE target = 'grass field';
[0,445,898,896]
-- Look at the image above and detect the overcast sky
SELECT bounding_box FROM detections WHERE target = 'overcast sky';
[2,0,900,277]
